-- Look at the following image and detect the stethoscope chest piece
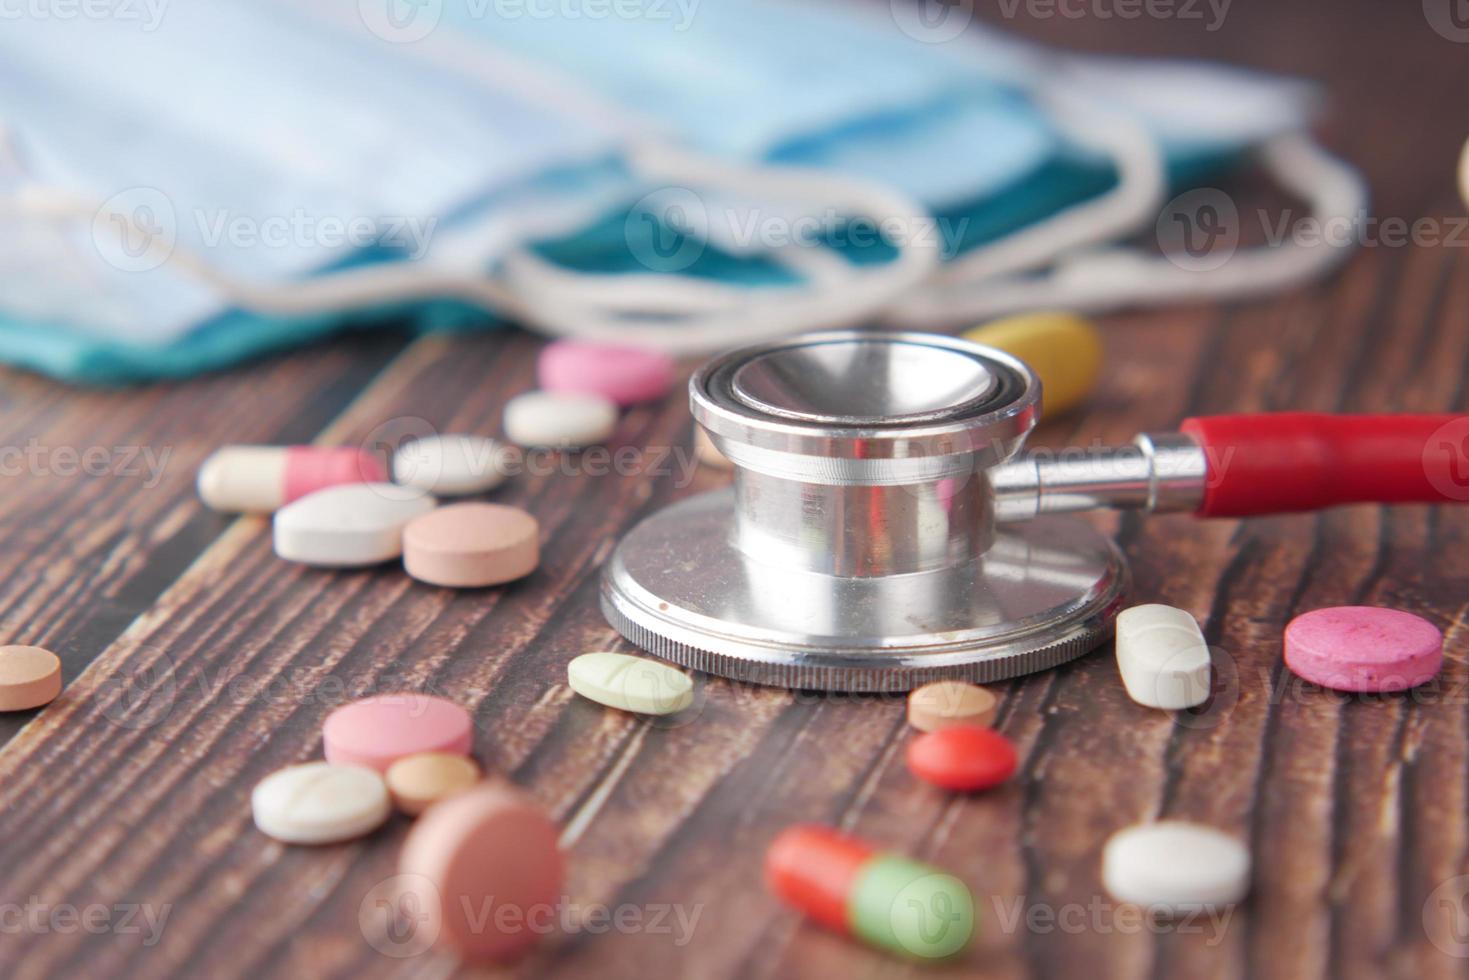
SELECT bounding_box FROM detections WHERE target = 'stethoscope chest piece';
[600,331,1129,691]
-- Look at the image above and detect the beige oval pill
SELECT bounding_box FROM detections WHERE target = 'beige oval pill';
[403,503,539,588]
[906,681,998,732]
[385,752,482,815]
[251,762,391,845]
[567,652,694,715]
[0,646,62,712]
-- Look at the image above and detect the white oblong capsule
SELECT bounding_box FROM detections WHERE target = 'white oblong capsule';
[273,483,436,566]
[1115,604,1212,709]
[1102,821,1250,912]
[503,392,617,449]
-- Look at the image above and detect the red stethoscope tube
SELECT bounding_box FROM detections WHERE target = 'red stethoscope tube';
[1181,413,1468,518]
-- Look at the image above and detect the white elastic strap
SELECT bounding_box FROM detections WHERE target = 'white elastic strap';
[891,134,1367,327]
[923,86,1167,287]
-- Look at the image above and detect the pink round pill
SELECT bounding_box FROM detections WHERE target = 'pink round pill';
[537,341,676,406]
[322,694,473,772]
[1284,606,1443,692]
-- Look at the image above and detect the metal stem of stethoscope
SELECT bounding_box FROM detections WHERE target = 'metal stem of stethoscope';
[600,331,1464,691]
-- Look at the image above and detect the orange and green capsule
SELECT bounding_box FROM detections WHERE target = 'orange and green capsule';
[765,824,974,959]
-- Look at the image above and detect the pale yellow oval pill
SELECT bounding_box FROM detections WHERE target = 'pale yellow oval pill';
[0,645,62,712]
[567,652,694,715]
[385,752,483,815]
[964,311,1103,417]
[906,680,998,732]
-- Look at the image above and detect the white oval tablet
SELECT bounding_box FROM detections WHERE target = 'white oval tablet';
[251,762,391,845]
[503,391,617,449]
[1115,604,1212,709]
[1102,821,1250,912]
[392,435,511,496]
[567,652,693,715]
[273,483,436,566]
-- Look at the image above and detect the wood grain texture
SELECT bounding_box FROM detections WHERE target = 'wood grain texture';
[2,3,1468,978]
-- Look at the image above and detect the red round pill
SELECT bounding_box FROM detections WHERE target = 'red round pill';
[906,725,1018,791]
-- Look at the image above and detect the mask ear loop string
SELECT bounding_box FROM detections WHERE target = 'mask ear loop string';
[921,86,1168,288]
[890,133,1367,327]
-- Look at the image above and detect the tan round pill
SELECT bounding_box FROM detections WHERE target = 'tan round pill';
[907,681,998,732]
[403,503,539,588]
[385,752,482,815]
[0,646,62,712]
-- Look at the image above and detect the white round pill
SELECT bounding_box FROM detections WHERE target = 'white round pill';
[567,652,694,715]
[251,762,391,844]
[1102,821,1250,912]
[503,391,618,449]
[273,483,436,567]
[392,434,511,496]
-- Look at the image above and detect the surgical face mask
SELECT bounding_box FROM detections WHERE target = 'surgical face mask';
[0,0,1364,383]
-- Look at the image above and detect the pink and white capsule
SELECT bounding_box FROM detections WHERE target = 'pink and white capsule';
[197,446,386,513]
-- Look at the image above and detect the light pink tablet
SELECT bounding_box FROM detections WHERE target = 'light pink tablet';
[322,694,473,772]
[1284,606,1443,692]
[537,340,676,405]
[403,503,538,588]
[398,783,563,961]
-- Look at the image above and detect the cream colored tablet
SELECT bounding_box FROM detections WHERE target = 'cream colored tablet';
[1102,821,1250,912]
[273,483,436,566]
[906,681,998,732]
[251,762,391,844]
[567,652,693,715]
[1115,604,1211,710]
[392,435,511,496]
[385,752,482,815]
[0,645,62,711]
[503,391,617,448]
[403,503,539,588]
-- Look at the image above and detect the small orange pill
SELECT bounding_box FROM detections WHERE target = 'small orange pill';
[385,752,482,815]
[403,503,539,588]
[0,646,61,711]
[906,681,998,732]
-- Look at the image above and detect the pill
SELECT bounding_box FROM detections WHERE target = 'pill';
[766,824,974,959]
[403,503,539,588]
[1284,605,1443,693]
[385,752,482,815]
[906,725,1017,792]
[250,762,391,845]
[503,391,618,448]
[273,483,435,566]
[537,340,677,406]
[197,445,386,513]
[0,645,62,711]
[906,681,998,732]
[963,312,1102,416]
[694,427,733,469]
[323,693,474,772]
[566,652,694,715]
[392,434,511,496]
[398,782,563,961]
[1101,821,1250,912]
[1115,604,1212,709]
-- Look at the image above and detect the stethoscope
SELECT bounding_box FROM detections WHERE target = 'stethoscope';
[600,331,1465,692]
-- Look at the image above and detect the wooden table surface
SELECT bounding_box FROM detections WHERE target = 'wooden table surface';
[3,3,1469,978]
